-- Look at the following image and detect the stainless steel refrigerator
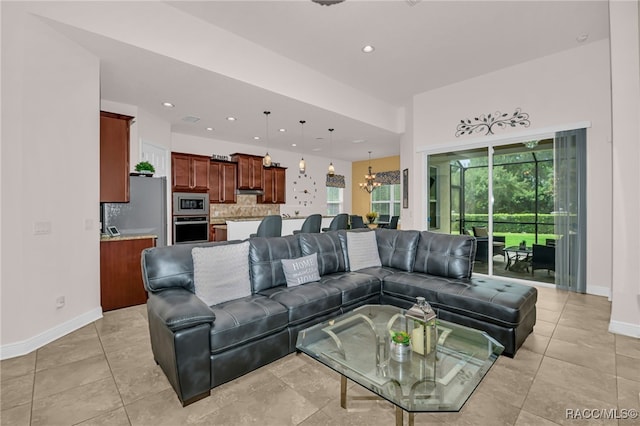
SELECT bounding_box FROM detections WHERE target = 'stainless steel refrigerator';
[102,176,168,246]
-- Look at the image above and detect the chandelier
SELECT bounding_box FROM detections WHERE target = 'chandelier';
[359,151,382,193]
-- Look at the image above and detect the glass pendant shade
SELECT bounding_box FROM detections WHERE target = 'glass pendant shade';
[299,157,306,173]
[298,120,306,174]
[263,152,272,167]
[328,162,335,176]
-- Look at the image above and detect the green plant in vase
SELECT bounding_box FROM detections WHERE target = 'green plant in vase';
[135,161,155,175]
[365,211,378,224]
[391,331,411,345]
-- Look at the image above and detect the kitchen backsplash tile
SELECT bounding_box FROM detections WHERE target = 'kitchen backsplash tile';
[210,195,280,222]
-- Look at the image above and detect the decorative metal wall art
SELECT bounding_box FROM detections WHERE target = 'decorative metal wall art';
[455,108,530,137]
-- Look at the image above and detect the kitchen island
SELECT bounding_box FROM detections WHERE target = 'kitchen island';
[226,216,333,240]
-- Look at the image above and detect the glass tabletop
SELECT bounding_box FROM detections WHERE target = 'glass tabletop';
[296,304,503,413]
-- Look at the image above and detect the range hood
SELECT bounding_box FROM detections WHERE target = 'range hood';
[236,189,264,195]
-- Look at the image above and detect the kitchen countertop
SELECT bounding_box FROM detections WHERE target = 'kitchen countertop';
[224,216,333,222]
[100,234,157,242]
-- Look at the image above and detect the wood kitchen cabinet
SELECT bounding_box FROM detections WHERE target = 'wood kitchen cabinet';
[258,166,287,204]
[172,152,210,192]
[100,237,156,311]
[100,111,134,202]
[209,225,228,242]
[209,160,237,203]
[231,153,264,190]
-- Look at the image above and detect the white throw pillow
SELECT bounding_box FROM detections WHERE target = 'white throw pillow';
[346,231,382,271]
[192,242,251,306]
[281,253,321,287]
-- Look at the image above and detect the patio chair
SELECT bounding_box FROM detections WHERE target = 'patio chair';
[322,213,348,232]
[531,244,555,275]
[293,214,322,234]
[472,226,505,261]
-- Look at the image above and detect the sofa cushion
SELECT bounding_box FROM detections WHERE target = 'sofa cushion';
[281,253,321,287]
[374,229,420,272]
[413,231,476,279]
[319,272,381,307]
[249,235,302,293]
[381,272,537,328]
[258,283,342,325]
[192,242,251,306]
[345,230,382,271]
[209,295,289,354]
[299,232,346,275]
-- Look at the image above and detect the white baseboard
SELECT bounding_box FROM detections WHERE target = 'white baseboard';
[0,307,103,360]
[587,285,611,298]
[609,320,640,338]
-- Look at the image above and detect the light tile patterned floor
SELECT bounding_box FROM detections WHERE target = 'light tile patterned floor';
[1,286,639,425]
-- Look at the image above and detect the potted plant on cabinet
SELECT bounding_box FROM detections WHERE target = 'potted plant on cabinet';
[134,161,155,176]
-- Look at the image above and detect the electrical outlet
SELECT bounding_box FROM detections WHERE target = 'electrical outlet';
[56,296,65,309]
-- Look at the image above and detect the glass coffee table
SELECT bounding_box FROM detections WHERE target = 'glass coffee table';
[296,305,503,425]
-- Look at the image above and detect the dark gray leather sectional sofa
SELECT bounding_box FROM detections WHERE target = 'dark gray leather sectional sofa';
[141,228,537,406]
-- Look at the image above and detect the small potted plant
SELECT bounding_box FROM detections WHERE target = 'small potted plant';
[390,330,412,362]
[365,211,378,224]
[134,161,155,176]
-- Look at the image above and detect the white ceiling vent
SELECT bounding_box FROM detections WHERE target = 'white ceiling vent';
[182,115,201,123]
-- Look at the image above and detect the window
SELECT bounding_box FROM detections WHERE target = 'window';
[326,187,343,215]
[371,184,401,216]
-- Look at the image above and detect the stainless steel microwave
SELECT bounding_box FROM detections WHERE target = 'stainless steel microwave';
[173,192,209,216]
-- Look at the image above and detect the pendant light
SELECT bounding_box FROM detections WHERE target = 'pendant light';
[299,120,306,174]
[262,111,272,167]
[327,128,335,176]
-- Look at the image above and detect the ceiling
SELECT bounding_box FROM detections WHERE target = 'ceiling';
[44,1,609,161]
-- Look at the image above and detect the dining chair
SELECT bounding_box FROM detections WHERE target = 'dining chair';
[293,214,322,234]
[349,215,367,229]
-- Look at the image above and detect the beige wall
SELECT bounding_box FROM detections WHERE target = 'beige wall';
[351,155,400,219]
[1,4,102,357]
[609,0,640,337]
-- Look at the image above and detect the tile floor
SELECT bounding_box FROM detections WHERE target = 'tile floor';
[1,286,639,425]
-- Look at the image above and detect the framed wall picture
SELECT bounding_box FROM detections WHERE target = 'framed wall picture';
[402,168,409,209]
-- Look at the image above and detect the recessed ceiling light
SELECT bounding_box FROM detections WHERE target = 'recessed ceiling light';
[226,116,237,121]
[162,102,174,108]
[576,34,589,43]
[206,127,214,131]
[312,148,322,152]
[291,143,297,147]
[253,136,260,140]
[279,128,286,132]
[362,45,375,53]
[352,139,367,144]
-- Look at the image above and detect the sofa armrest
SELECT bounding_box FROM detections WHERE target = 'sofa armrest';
[147,288,215,332]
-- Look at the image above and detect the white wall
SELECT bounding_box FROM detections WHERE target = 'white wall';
[404,40,613,298]
[1,4,102,358]
[172,133,353,217]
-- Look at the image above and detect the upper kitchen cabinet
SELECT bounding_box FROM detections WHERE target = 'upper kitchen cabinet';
[172,152,210,192]
[100,111,134,202]
[258,166,287,204]
[231,153,264,190]
[209,160,237,204]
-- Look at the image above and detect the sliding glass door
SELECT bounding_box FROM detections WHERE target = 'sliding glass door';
[426,130,586,291]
